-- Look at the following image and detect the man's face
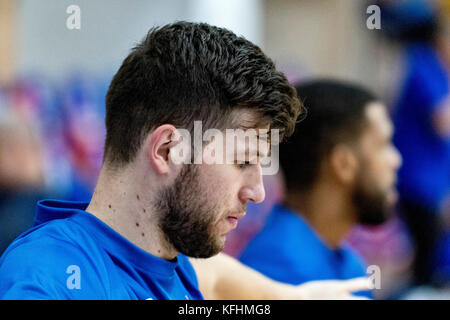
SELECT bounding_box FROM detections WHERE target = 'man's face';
[155,125,267,258]
[352,102,402,225]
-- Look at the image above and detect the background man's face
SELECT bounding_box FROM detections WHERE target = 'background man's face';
[352,102,402,225]
[156,124,267,258]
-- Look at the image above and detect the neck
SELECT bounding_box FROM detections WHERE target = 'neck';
[285,181,356,249]
[86,165,178,260]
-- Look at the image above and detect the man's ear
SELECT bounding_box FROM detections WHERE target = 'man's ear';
[148,124,181,174]
[328,144,359,185]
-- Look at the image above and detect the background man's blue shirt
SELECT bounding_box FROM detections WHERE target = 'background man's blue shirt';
[239,205,369,292]
[0,199,203,300]
[393,43,450,210]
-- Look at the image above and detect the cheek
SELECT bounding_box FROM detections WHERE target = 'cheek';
[371,155,396,189]
[214,218,229,233]
[200,164,242,198]
[360,156,386,190]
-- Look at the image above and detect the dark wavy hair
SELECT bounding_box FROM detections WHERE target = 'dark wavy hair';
[103,21,303,167]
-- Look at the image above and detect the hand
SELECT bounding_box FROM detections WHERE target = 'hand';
[292,277,372,300]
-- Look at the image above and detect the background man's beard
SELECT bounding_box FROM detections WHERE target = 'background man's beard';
[352,173,392,226]
[154,165,225,258]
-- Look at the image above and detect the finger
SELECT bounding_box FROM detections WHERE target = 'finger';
[337,277,372,292]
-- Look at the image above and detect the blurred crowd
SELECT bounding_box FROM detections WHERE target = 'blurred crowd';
[0,0,449,299]
[0,74,107,252]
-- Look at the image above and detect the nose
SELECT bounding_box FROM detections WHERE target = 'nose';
[238,165,266,204]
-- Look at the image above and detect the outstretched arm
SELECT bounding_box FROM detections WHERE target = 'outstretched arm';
[189,253,370,300]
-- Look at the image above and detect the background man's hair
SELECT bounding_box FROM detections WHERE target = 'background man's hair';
[375,0,440,44]
[103,21,303,167]
[280,79,378,192]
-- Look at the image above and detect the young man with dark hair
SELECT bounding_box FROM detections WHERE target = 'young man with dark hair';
[240,80,402,296]
[0,23,369,300]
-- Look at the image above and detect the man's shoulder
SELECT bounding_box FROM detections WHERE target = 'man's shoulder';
[2,216,94,258]
[338,244,368,275]
[0,218,109,299]
[238,209,306,280]
[242,208,317,256]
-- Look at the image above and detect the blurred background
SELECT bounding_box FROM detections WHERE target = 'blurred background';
[0,0,449,299]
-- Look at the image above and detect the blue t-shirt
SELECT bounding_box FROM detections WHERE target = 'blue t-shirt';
[393,43,450,210]
[239,205,369,289]
[0,199,203,300]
